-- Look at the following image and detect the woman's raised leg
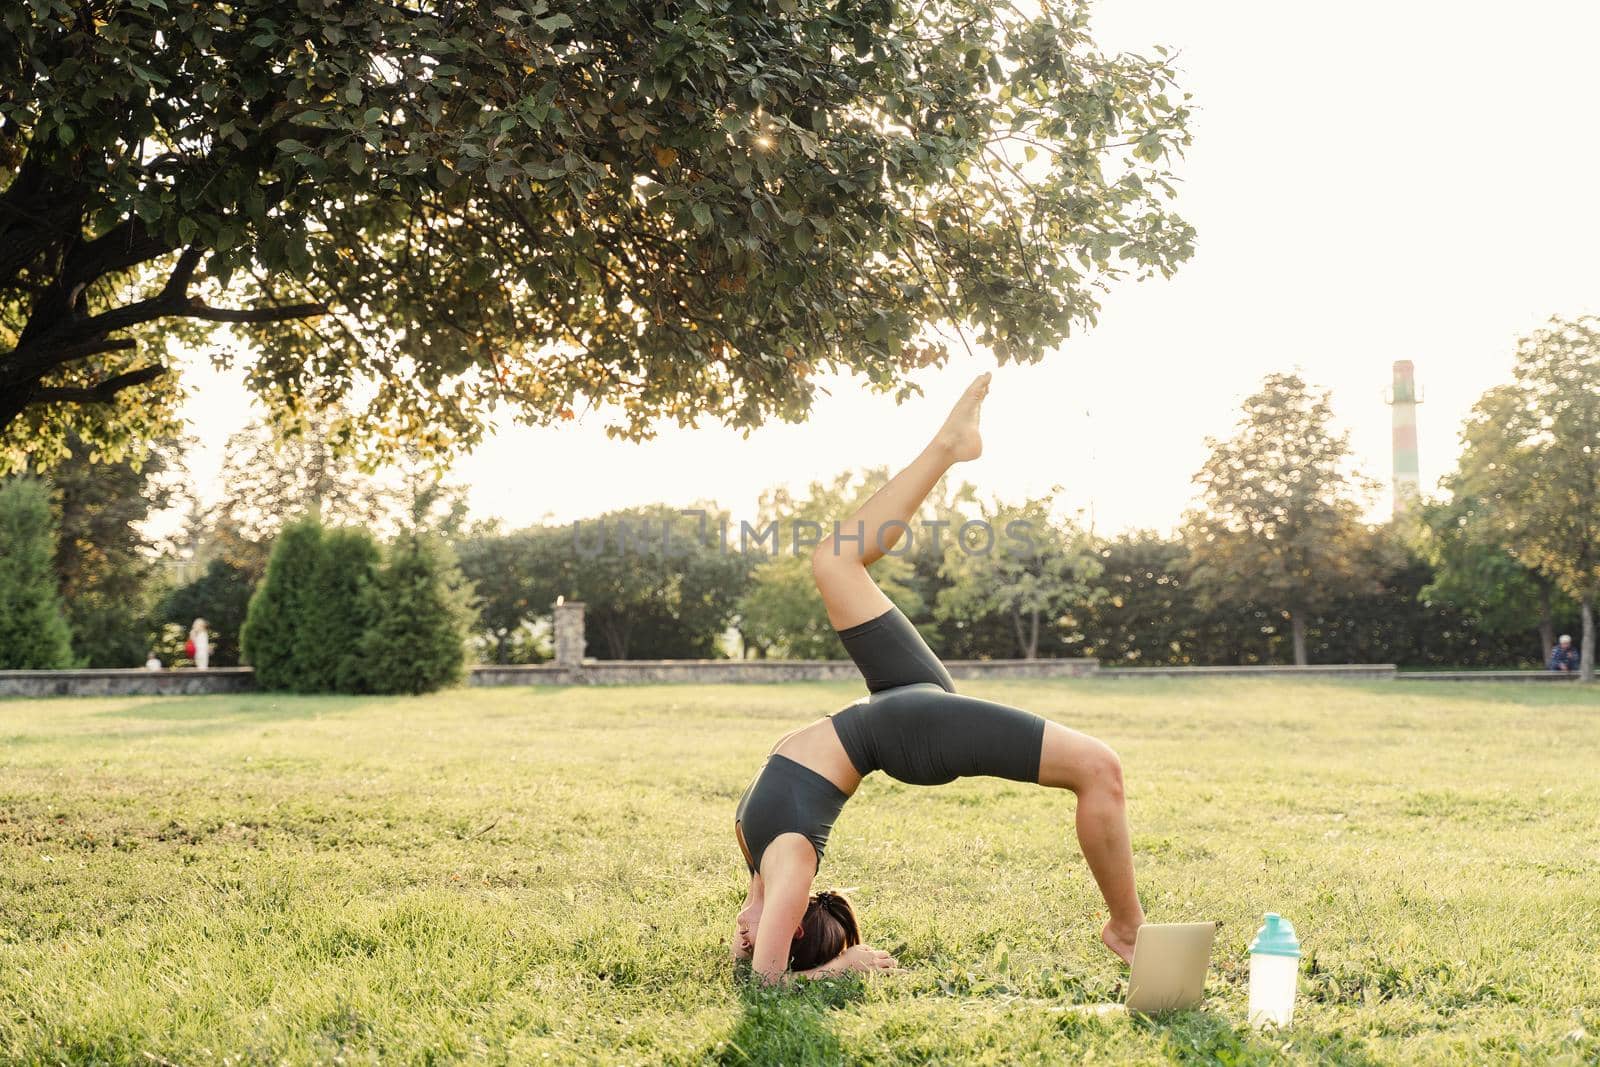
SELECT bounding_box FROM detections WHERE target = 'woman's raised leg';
[811,373,990,629]
[1038,722,1145,964]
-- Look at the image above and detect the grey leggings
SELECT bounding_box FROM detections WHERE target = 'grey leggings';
[829,607,1046,786]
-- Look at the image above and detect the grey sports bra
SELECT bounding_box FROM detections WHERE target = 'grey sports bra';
[734,754,849,874]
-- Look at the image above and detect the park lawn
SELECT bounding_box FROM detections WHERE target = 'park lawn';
[1,679,1598,1066]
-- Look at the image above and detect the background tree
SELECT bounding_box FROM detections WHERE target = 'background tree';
[0,476,73,668]
[562,504,751,659]
[359,533,470,695]
[2,0,1193,469]
[194,416,394,583]
[239,515,325,690]
[454,525,563,665]
[299,527,381,692]
[736,555,832,659]
[1418,493,1570,663]
[735,470,928,658]
[393,462,472,539]
[1184,372,1378,665]
[1079,531,1197,665]
[33,430,182,665]
[935,494,1101,659]
[737,552,924,660]
[1451,317,1600,680]
[1305,528,1543,669]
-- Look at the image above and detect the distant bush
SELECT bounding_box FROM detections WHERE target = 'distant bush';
[240,516,324,690]
[299,527,381,693]
[359,532,470,695]
[241,520,468,695]
[0,478,74,669]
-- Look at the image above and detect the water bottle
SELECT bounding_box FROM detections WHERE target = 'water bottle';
[1247,913,1302,1028]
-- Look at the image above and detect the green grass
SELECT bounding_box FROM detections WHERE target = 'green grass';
[2,679,1598,1065]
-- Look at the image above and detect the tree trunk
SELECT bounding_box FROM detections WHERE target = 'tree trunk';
[601,617,628,660]
[1537,580,1555,667]
[1290,612,1308,666]
[1026,608,1040,660]
[1582,594,1594,683]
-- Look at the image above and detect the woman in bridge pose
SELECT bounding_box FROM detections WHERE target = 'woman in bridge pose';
[731,373,1145,984]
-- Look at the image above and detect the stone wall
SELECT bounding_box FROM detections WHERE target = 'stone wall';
[1096,664,1398,681]
[470,657,1100,688]
[0,667,257,698]
[1,610,1582,698]
[7,661,1590,697]
[1393,670,1582,683]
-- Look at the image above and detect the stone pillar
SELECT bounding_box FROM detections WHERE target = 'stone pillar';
[553,600,587,668]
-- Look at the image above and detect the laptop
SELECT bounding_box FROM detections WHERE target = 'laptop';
[1124,922,1217,1013]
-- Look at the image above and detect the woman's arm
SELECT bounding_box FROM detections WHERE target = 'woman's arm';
[749,847,812,984]
[795,944,897,980]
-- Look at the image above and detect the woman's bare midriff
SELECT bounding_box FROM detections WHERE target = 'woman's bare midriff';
[773,715,863,796]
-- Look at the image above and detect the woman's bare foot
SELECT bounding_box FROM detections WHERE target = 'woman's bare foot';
[1102,919,1140,966]
[934,372,991,461]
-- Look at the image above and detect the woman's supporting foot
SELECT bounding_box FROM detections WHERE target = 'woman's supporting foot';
[1101,919,1141,966]
[933,372,991,462]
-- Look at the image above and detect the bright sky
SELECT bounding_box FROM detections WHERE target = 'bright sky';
[171,1,1600,538]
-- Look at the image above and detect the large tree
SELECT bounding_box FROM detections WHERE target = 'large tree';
[1450,317,1600,680]
[2,0,1193,468]
[1184,372,1378,665]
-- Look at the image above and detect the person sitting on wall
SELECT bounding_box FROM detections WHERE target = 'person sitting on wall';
[1548,634,1579,672]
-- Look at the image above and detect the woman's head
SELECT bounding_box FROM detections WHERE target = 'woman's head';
[788,891,861,971]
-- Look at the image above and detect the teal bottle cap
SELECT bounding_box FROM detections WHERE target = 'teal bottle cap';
[1248,913,1302,958]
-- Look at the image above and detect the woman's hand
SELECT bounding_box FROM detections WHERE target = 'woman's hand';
[793,942,897,981]
[838,944,897,974]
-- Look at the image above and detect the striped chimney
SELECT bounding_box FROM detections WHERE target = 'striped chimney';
[1386,360,1422,516]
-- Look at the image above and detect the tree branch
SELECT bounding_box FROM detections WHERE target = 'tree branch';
[40,336,138,364]
[179,298,328,323]
[31,364,168,404]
